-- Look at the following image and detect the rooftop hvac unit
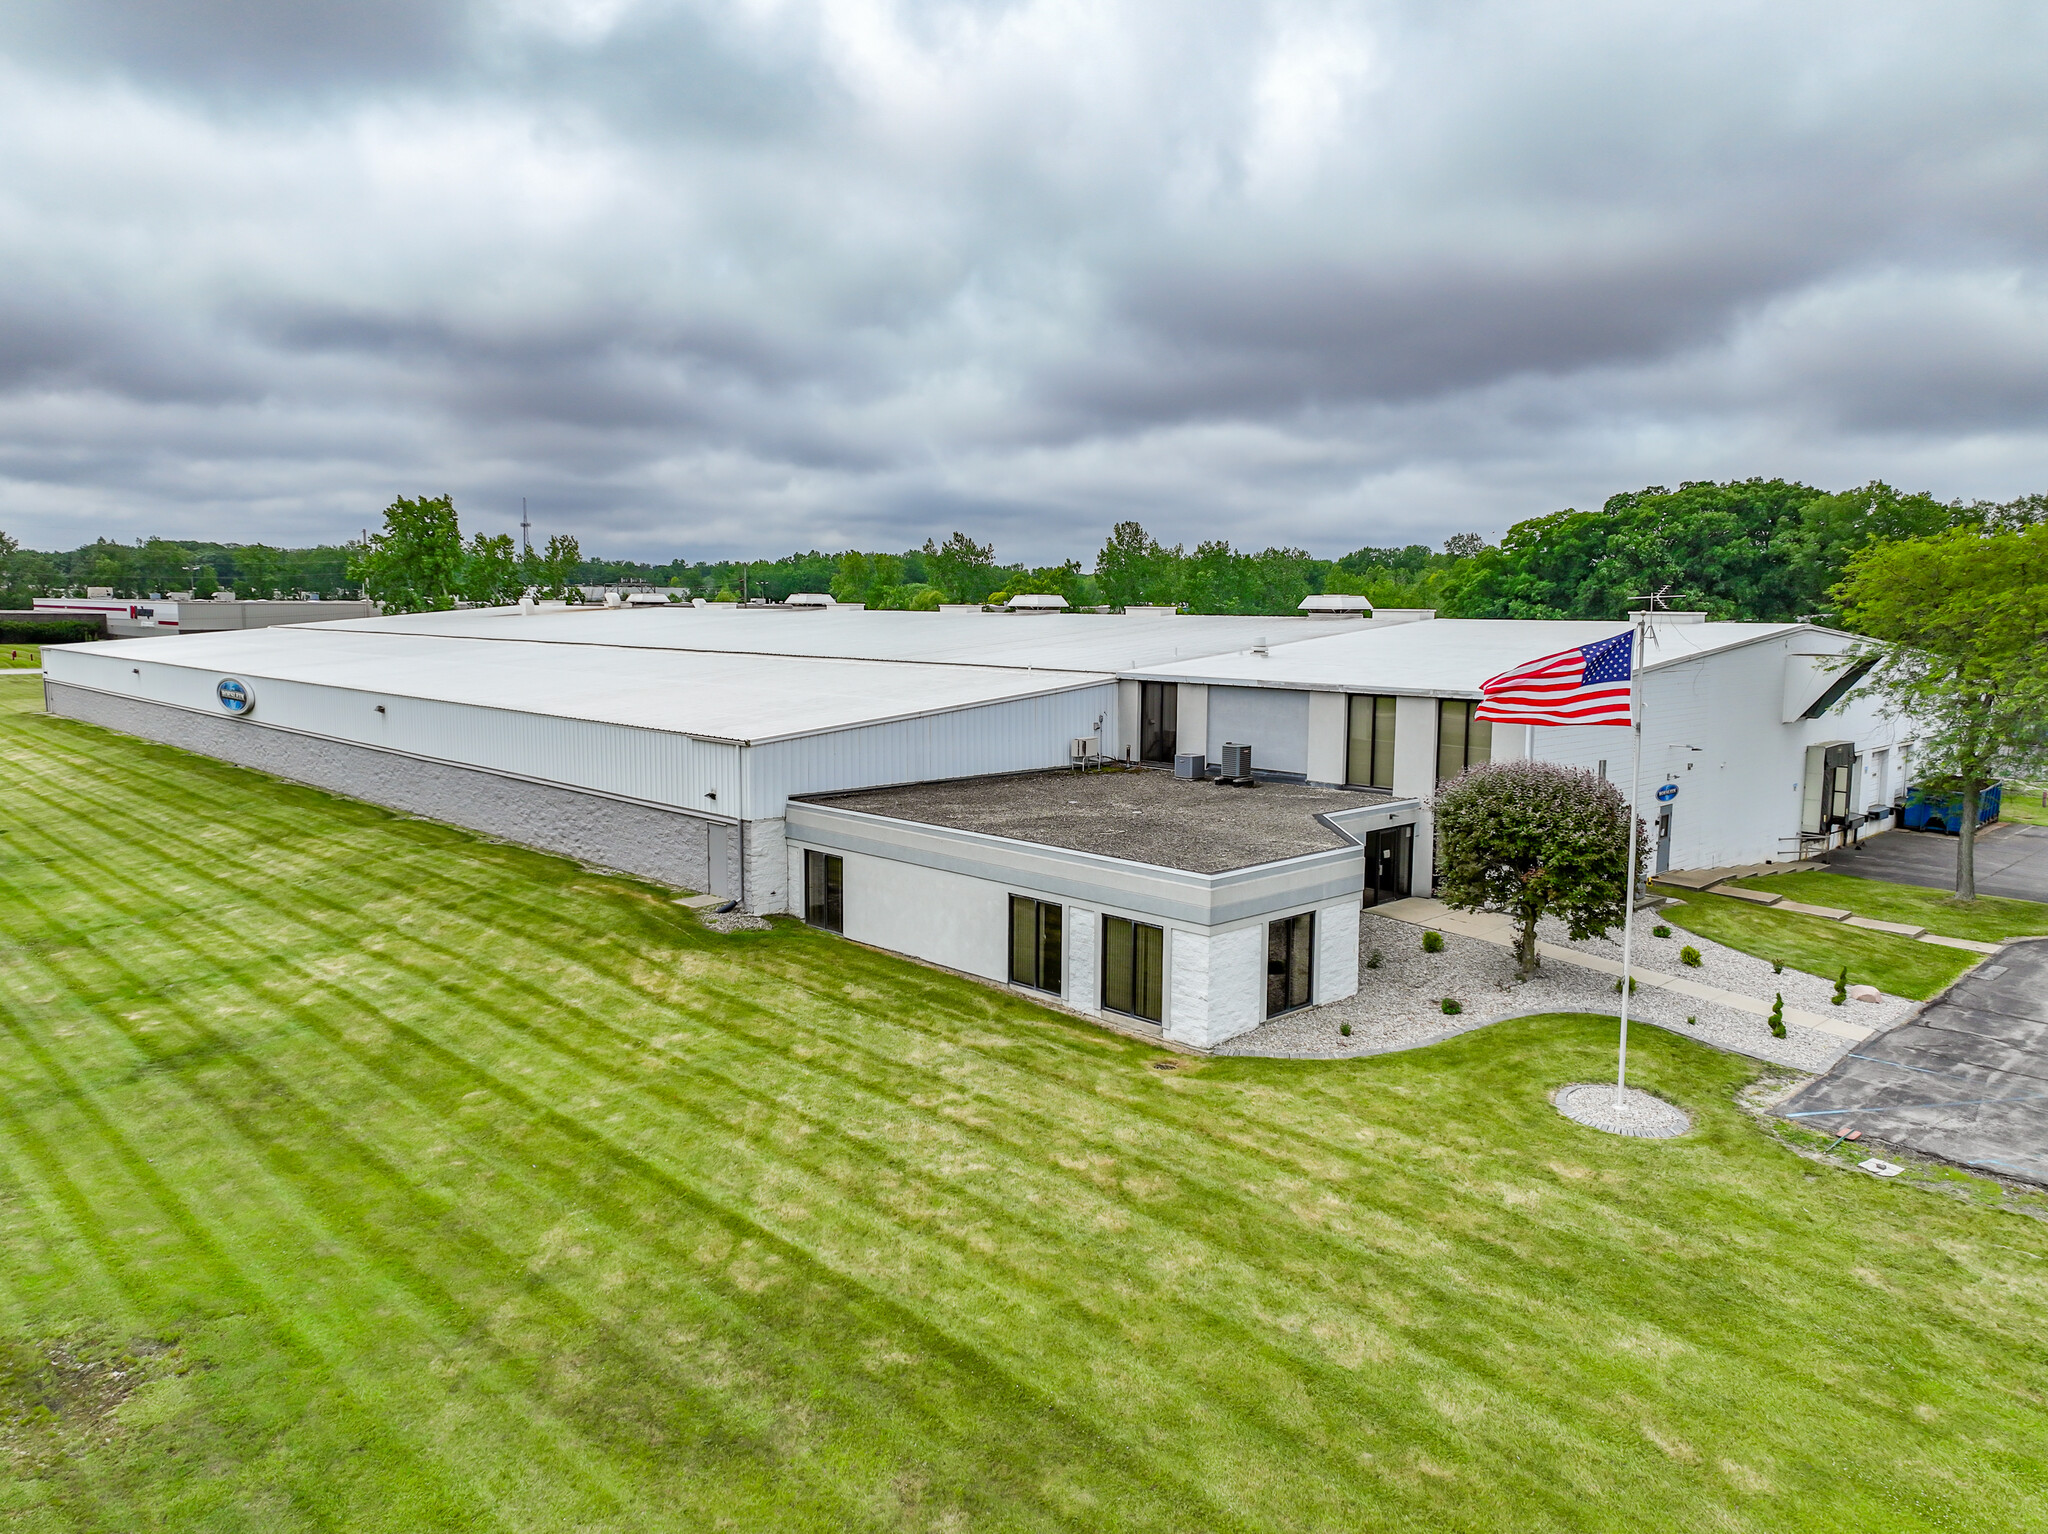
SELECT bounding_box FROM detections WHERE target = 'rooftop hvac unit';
[1217,742,1254,787]
[1069,735,1101,763]
[1173,751,1205,780]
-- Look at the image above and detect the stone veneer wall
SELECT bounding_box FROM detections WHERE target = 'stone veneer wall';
[44,681,747,901]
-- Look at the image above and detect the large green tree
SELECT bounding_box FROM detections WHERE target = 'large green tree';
[920,531,998,603]
[1833,523,2048,899]
[348,495,466,614]
[1445,479,1989,621]
[1433,761,1643,979]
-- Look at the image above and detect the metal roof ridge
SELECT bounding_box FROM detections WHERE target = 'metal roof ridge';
[278,624,1150,675]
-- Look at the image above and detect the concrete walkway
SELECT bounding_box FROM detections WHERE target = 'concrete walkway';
[1371,897,1875,1043]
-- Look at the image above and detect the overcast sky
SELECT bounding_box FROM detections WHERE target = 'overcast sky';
[3,2,2046,563]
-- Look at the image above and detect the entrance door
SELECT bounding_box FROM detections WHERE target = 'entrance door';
[1139,682,1178,764]
[1361,825,1412,908]
[1655,809,1672,874]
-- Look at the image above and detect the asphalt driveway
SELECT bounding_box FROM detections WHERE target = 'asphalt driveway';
[1825,822,2048,903]
[1780,938,2048,1185]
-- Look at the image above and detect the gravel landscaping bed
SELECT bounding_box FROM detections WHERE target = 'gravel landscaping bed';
[1214,911,1913,1069]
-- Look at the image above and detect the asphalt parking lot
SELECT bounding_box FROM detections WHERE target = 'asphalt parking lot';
[1825,822,2048,903]
[1780,938,2048,1185]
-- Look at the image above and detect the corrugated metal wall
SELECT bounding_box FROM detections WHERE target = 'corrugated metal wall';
[47,645,742,811]
[748,683,1118,813]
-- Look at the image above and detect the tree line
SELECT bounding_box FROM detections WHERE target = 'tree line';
[5,477,2042,618]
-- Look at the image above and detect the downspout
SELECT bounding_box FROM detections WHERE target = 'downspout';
[737,741,748,911]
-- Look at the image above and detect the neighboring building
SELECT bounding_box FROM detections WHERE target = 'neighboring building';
[31,595,377,637]
[38,602,1907,1048]
[33,596,180,639]
[176,598,378,633]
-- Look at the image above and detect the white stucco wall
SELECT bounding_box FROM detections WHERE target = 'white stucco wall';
[1527,633,1905,871]
[1304,691,1347,785]
[783,836,1366,1050]
[1315,900,1361,1005]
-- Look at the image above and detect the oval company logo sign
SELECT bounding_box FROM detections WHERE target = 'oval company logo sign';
[216,678,255,716]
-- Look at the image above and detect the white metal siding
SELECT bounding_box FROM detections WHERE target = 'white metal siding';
[1207,685,1311,776]
[747,684,1118,816]
[46,644,742,810]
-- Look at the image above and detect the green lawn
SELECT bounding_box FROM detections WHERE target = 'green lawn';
[0,643,39,669]
[5,676,2048,1532]
[2005,786,2048,828]
[1652,885,1976,1000]
[1724,869,2048,943]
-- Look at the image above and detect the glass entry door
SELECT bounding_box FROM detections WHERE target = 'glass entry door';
[1361,825,1412,908]
[1139,682,1178,764]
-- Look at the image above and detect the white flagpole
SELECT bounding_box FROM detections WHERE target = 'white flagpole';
[1616,610,1647,1096]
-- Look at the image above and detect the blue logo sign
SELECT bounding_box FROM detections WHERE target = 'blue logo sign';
[1655,782,1678,803]
[217,678,254,716]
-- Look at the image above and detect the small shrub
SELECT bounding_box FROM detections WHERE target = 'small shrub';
[1652,924,1672,939]
[1612,976,1639,995]
[1833,967,1849,1006]
[1772,960,1784,975]
[1686,1015,1697,1026]
[1339,1022,1352,1036]
[1680,945,1702,968]
[1422,930,1444,954]
[1440,997,1462,1015]
[1365,948,1383,970]
[1769,993,1787,1038]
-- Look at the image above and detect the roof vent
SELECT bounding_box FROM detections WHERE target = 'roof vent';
[786,592,835,607]
[1297,594,1373,615]
[603,591,623,609]
[1006,593,1068,611]
[1251,636,1268,656]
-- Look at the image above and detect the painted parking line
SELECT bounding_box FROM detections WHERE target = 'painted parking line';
[1784,1090,2048,1119]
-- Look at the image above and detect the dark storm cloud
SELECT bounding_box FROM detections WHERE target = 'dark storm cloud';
[0,0,476,89]
[3,0,2048,560]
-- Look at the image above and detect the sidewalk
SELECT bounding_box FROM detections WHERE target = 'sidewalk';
[1371,897,1876,1043]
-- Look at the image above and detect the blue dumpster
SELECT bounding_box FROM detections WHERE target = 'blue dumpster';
[1901,782,2002,834]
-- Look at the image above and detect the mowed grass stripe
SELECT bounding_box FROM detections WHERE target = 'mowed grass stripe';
[0,716,1597,1523]
[0,712,2015,1515]
[1,726,1226,1526]
[1,829,1093,1529]
[4,688,2048,1529]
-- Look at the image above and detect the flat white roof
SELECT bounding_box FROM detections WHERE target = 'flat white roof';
[65,626,1112,744]
[316,603,1398,673]
[1130,618,1814,696]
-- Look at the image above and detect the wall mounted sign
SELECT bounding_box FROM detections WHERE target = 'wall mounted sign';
[217,678,254,716]
[1655,782,1678,803]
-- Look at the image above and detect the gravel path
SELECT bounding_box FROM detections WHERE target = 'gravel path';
[1214,908,1916,1069]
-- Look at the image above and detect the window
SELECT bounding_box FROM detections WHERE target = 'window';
[1139,681,1178,763]
[1436,699,1493,783]
[803,850,843,932]
[1346,694,1398,789]
[1267,912,1314,1017]
[1101,915,1164,1022]
[1008,895,1063,994]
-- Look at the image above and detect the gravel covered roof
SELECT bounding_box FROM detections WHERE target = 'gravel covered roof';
[800,768,1396,874]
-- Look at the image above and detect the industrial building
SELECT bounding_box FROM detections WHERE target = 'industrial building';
[40,603,1906,1048]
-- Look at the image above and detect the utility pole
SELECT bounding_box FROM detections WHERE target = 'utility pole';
[520,498,532,554]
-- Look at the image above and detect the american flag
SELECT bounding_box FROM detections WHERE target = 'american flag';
[1475,630,1635,726]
